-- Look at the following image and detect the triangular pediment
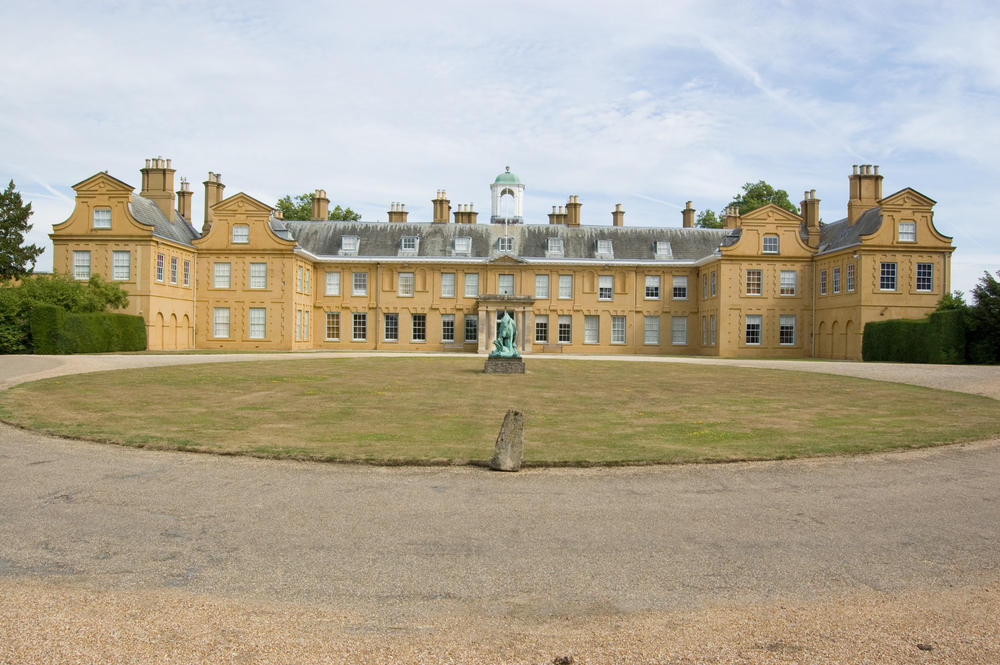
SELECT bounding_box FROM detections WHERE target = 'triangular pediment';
[739,203,803,224]
[880,187,936,208]
[72,171,134,193]
[211,192,274,214]
[488,254,527,265]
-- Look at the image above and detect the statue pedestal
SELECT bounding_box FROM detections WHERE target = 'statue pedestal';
[484,357,525,374]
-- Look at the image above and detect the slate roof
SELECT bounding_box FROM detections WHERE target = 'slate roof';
[129,195,200,247]
[815,207,883,255]
[280,220,729,263]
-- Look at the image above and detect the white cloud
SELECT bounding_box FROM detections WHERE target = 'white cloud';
[0,0,996,296]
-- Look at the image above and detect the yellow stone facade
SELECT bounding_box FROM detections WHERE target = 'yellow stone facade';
[51,159,954,359]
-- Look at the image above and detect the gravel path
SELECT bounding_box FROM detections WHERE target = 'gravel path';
[2,353,998,664]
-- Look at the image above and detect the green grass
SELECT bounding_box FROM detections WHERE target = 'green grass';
[1,357,998,465]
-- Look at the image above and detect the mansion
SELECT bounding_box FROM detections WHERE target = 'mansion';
[50,159,955,360]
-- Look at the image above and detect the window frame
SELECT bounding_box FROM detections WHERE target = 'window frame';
[498,274,514,296]
[232,225,249,244]
[352,313,367,341]
[611,315,626,345]
[92,208,112,229]
[341,235,360,254]
[583,315,599,344]
[598,275,613,301]
[352,272,368,297]
[248,307,266,340]
[325,271,341,296]
[73,250,91,281]
[916,262,933,292]
[880,262,897,291]
[535,314,549,343]
[779,314,796,345]
[762,235,779,254]
[183,260,190,287]
[898,222,916,243]
[847,264,856,292]
[672,275,688,300]
[398,271,414,297]
[213,307,230,339]
[644,275,660,300]
[440,272,455,298]
[745,314,762,346]
[155,253,164,283]
[498,236,514,252]
[465,314,478,343]
[465,273,479,298]
[170,257,178,284]
[558,274,573,299]
[832,267,841,294]
[249,262,267,289]
[112,251,130,281]
[779,270,796,296]
[411,313,426,342]
[557,315,572,343]
[535,274,549,299]
[384,313,399,342]
[643,315,660,345]
[820,269,828,296]
[746,269,762,296]
[325,312,340,341]
[213,262,231,289]
[441,314,455,342]
[454,236,472,254]
[671,315,687,345]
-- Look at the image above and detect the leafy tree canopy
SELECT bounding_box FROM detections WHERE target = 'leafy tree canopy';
[968,270,1000,363]
[935,290,968,312]
[0,272,129,353]
[275,193,361,221]
[726,180,800,216]
[1,180,44,281]
[695,209,723,229]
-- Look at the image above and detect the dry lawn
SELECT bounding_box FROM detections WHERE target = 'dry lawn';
[2,357,998,464]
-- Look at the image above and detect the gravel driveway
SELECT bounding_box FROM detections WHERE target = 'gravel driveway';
[1,353,998,664]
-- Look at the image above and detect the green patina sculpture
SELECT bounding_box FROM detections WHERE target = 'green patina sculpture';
[490,312,520,358]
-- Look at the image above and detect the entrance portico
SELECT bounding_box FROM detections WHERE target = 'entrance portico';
[475,295,536,355]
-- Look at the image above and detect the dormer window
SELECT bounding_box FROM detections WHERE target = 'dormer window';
[654,241,672,259]
[93,209,111,228]
[762,235,779,254]
[401,236,418,251]
[546,237,564,258]
[232,225,249,244]
[596,239,613,257]
[341,235,360,254]
[498,237,514,252]
[455,236,472,254]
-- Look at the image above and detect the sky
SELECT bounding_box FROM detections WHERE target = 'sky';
[2,0,997,296]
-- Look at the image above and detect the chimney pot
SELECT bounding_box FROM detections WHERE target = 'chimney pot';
[873,165,879,175]
[810,189,816,198]
[853,165,859,175]
[616,203,622,211]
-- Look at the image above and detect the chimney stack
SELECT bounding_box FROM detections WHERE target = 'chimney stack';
[140,156,177,221]
[176,178,192,221]
[432,190,451,223]
[800,189,821,247]
[202,172,225,235]
[681,201,695,228]
[311,189,329,220]
[848,164,883,225]
[453,203,478,224]
[723,205,740,230]
[565,195,581,227]
[387,202,409,223]
[612,203,625,227]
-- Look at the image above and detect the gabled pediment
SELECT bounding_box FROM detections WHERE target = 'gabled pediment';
[489,254,527,265]
[739,203,803,224]
[880,187,936,208]
[211,192,274,214]
[72,171,134,193]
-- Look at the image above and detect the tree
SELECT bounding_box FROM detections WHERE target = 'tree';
[0,272,129,353]
[726,180,799,216]
[695,209,723,228]
[968,270,1000,364]
[275,193,361,221]
[1,180,44,281]
[935,290,968,311]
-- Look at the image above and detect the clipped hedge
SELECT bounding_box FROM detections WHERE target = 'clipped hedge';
[862,309,966,364]
[29,304,146,354]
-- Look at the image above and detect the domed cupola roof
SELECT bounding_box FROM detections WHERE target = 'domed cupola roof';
[494,166,521,185]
